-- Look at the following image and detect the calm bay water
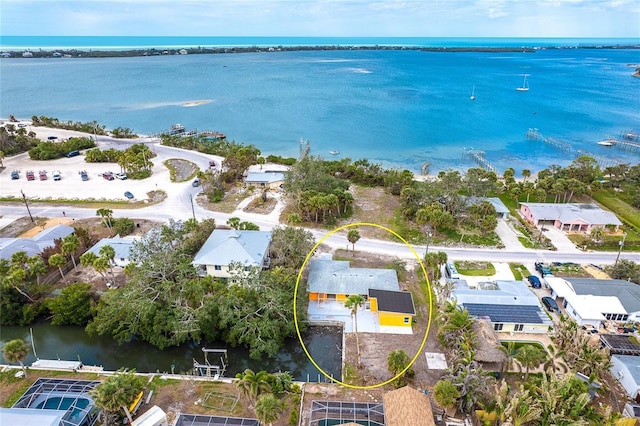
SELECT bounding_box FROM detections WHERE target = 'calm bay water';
[1,39,639,174]
[0,324,342,381]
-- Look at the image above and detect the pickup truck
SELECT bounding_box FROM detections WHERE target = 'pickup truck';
[535,262,553,277]
[52,170,61,181]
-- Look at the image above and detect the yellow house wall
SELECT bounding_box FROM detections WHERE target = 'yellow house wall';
[336,294,348,302]
[379,311,412,327]
[369,297,379,312]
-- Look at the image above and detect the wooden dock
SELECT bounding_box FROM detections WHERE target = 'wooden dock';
[461,147,496,173]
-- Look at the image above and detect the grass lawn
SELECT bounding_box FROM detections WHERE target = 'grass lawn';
[591,189,640,231]
[509,263,529,281]
[455,261,496,276]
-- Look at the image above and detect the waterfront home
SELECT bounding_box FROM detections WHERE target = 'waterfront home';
[192,229,271,279]
[244,171,286,191]
[0,224,75,261]
[86,236,138,267]
[519,202,622,232]
[451,279,553,334]
[307,257,415,332]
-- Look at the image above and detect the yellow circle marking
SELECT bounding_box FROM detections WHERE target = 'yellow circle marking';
[294,222,433,389]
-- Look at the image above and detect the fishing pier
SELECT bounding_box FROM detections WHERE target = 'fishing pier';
[526,128,624,169]
[462,147,497,173]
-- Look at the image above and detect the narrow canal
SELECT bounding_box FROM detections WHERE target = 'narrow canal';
[0,324,342,382]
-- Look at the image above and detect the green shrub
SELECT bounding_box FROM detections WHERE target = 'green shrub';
[112,218,135,236]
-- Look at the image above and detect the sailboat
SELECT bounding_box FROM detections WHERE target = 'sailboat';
[470,85,476,101]
[516,74,530,92]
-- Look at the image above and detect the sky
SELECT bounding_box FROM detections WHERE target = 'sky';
[1,0,639,38]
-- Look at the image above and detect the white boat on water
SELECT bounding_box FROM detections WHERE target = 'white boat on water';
[329,150,339,155]
[470,85,476,101]
[516,75,530,92]
[598,139,614,147]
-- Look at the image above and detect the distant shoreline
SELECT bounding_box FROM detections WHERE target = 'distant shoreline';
[2,43,640,59]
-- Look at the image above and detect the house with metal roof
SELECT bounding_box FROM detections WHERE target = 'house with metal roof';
[451,279,553,334]
[468,196,510,219]
[307,257,415,333]
[519,202,622,232]
[0,224,75,261]
[86,236,138,267]
[545,277,631,327]
[611,355,640,400]
[566,278,640,322]
[244,171,286,190]
[192,229,271,279]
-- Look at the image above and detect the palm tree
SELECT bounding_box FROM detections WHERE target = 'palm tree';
[89,369,144,425]
[522,169,531,182]
[543,344,568,375]
[345,294,365,365]
[99,245,116,282]
[590,226,605,245]
[48,253,67,283]
[515,344,546,381]
[347,228,361,252]
[96,208,114,229]
[27,255,47,286]
[254,393,285,426]
[497,341,519,373]
[503,385,541,426]
[62,234,79,269]
[235,369,272,406]
[2,338,29,378]
[387,349,413,387]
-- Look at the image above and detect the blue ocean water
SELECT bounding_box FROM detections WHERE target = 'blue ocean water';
[1,40,639,174]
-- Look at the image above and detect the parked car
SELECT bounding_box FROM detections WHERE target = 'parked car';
[102,172,114,181]
[26,171,35,181]
[39,170,47,180]
[115,172,128,180]
[52,170,61,181]
[527,275,542,289]
[124,191,134,199]
[541,296,559,313]
[65,150,80,158]
[11,170,19,180]
[192,178,201,187]
[79,170,89,181]
[535,262,553,277]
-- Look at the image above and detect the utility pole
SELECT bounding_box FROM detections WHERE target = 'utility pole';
[190,193,196,220]
[21,190,34,222]
[615,233,627,266]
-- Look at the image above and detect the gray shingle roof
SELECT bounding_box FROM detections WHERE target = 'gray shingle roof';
[369,289,415,315]
[307,258,399,295]
[521,203,622,226]
[566,278,640,313]
[192,229,271,267]
[31,224,75,242]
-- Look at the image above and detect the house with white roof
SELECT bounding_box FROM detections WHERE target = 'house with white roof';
[451,279,553,334]
[192,229,271,279]
[611,355,640,400]
[545,276,632,327]
[520,202,622,233]
[86,236,138,267]
[566,278,640,322]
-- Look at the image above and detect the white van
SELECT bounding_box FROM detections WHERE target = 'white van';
[445,261,460,280]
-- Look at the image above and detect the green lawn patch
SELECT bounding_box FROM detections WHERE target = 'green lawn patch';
[517,236,535,249]
[591,189,640,232]
[455,261,496,276]
[509,263,529,281]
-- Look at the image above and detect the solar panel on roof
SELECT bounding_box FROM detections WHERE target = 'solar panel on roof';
[463,303,545,324]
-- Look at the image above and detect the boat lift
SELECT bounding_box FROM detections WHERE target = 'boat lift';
[193,348,228,379]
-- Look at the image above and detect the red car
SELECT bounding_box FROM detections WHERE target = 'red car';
[39,171,47,180]
[102,172,114,181]
[26,171,35,181]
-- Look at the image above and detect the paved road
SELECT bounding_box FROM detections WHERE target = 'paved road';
[2,126,639,265]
